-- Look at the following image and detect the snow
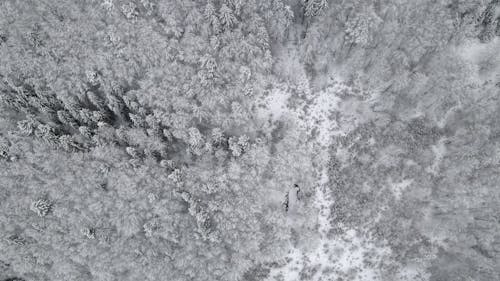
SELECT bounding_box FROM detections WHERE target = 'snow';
[455,37,500,82]
[263,76,391,281]
[266,161,391,281]
[257,89,292,123]
[426,138,448,175]
[302,89,341,147]
[388,178,414,200]
[255,81,341,143]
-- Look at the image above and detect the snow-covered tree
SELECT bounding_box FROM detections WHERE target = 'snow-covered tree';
[219,3,237,29]
[304,0,328,17]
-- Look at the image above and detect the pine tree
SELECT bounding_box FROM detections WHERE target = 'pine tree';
[86,91,106,109]
[187,127,205,156]
[85,70,100,86]
[205,0,221,34]
[211,128,226,147]
[59,135,81,151]
[17,119,37,136]
[35,124,59,145]
[30,198,52,217]
[57,110,78,128]
[228,135,249,157]
[345,14,371,46]
[121,2,139,20]
[126,147,142,158]
[106,93,127,119]
[79,126,93,138]
[81,227,96,239]
[219,4,237,29]
[304,0,328,17]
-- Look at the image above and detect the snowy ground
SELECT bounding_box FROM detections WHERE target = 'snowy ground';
[257,78,392,281]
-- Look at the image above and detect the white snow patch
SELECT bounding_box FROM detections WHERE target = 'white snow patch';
[426,138,448,175]
[257,89,292,122]
[303,90,341,147]
[455,38,500,82]
[255,81,342,145]
[396,264,432,281]
[495,5,500,19]
[388,178,414,200]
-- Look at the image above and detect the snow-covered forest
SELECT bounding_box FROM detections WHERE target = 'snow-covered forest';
[1,0,500,280]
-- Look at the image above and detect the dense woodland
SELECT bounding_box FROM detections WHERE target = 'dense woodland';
[1,0,500,280]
